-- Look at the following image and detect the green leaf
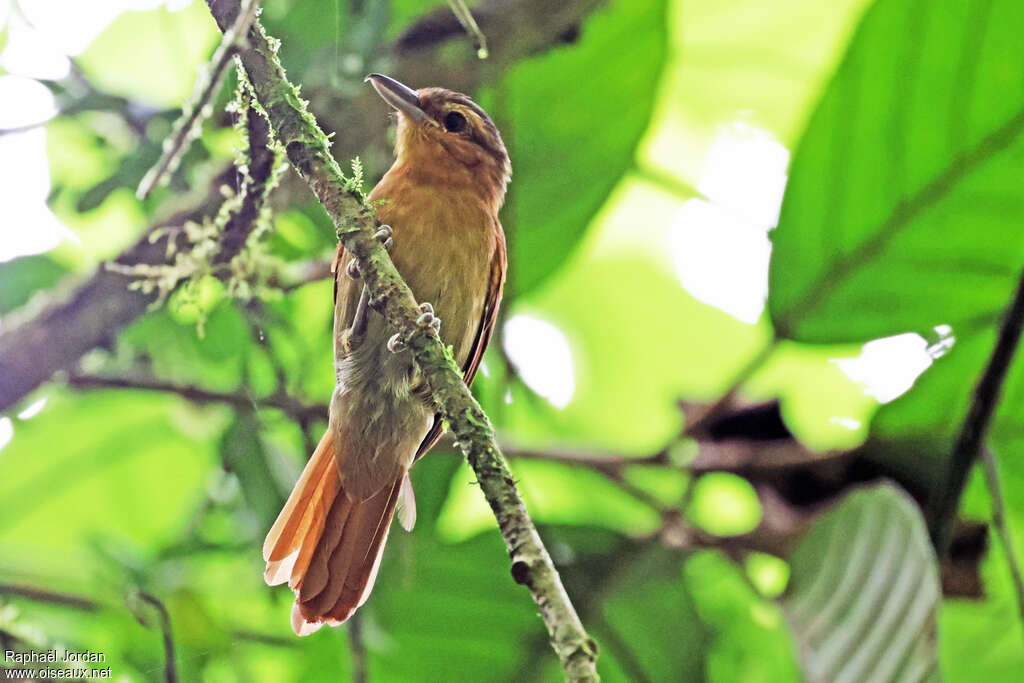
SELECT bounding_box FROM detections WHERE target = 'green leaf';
[0,255,66,314]
[221,412,286,528]
[769,0,1024,343]
[781,483,941,683]
[77,2,220,108]
[496,0,668,296]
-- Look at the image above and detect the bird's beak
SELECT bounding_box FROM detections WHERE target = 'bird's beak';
[365,73,432,126]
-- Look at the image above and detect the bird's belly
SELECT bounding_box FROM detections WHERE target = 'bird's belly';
[328,186,495,496]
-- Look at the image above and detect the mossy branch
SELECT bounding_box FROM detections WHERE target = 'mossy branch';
[108,83,283,329]
[204,1,599,678]
[136,0,260,199]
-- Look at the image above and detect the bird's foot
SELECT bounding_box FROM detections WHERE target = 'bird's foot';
[374,225,394,252]
[346,225,393,281]
[416,302,441,335]
[387,333,407,354]
[346,259,360,280]
[386,303,440,355]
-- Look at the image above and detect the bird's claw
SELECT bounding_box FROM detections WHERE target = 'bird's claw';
[348,226,392,280]
[346,259,360,280]
[387,333,407,353]
[374,225,394,252]
[416,302,441,334]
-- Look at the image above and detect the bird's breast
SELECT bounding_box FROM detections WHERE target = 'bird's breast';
[370,175,500,366]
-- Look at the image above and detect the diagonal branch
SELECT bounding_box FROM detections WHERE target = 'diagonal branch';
[137,0,261,199]
[445,0,489,59]
[204,1,598,678]
[0,104,275,414]
[982,446,1024,637]
[0,582,100,611]
[930,264,1024,550]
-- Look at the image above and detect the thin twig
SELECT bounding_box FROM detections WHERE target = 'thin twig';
[0,583,100,611]
[60,60,156,137]
[499,443,670,470]
[13,3,156,136]
[348,612,369,683]
[203,2,598,677]
[1,578,286,652]
[66,372,327,423]
[632,163,704,200]
[137,0,260,198]
[65,372,686,515]
[982,446,1024,636]
[274,259,334,291]
[446,0,488,59]
[931,265,1024,550]
[229,629,297,647]
[135,591,178,683]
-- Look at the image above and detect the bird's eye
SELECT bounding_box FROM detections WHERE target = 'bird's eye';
[443,111,468,133]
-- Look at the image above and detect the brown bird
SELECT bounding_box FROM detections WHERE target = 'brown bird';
[262,74,509,635]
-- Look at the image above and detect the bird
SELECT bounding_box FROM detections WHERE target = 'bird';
[261,74,510,635]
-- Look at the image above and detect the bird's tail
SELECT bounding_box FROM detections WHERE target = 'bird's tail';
[262,430,404,635]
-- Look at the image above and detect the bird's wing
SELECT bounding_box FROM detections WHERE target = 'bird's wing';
[415,229,507,460]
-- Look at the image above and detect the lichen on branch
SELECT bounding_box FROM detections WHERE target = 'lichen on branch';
[109,78,287,331]
[203,0,599,679]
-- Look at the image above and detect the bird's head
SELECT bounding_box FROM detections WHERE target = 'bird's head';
[366,73,510,209]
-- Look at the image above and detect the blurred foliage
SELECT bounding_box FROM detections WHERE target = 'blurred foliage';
[1,0,1024,681]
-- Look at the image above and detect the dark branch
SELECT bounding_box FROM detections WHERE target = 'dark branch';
[931,265,1024,550]
[0,103,275,413]
[65,372,326,422]
[982,447,1024,634]
[134,591,178,683]
[0,583,100,611]
[347,613,369,683]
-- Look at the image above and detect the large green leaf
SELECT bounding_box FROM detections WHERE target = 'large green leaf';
[769,0,1024,343]
[496,0,668,296]
[781,483,941,683]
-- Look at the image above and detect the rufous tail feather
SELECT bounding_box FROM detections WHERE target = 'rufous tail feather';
[263,430,405,635]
